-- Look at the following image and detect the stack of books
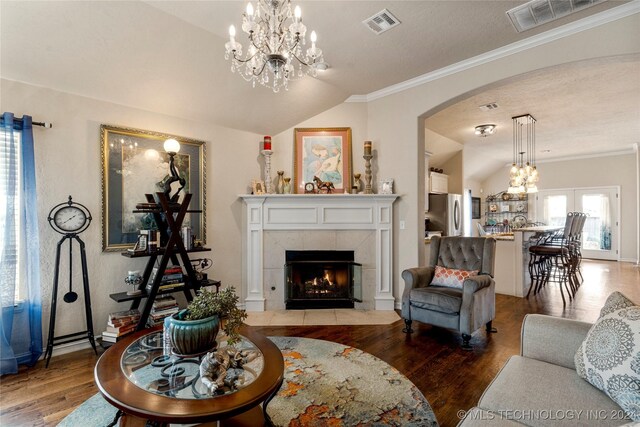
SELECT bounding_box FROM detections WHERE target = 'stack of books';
[102,309,141,344]
[149,295,179,326]
[146,265,185,293]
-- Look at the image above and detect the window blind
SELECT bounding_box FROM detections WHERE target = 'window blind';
[0,129,21,303]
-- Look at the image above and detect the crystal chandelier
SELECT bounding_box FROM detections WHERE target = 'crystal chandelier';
[508,114,539,194]
[224,0,324,93]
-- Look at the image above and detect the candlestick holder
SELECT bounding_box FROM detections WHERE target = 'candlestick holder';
[363,154,373,194]
[261,150,273,194]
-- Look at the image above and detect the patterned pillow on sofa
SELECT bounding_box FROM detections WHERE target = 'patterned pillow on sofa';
[430,265,478,289]
[575,292,640,421]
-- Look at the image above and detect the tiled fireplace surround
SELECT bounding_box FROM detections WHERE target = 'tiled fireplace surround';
[241,194,399,311]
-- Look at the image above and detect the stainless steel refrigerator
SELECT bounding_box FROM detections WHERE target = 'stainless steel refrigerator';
[426,193,463,236]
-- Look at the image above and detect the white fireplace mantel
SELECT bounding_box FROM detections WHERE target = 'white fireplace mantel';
[240,194,399,311]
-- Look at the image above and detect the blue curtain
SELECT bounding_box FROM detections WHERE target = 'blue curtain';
[0,112,42,374]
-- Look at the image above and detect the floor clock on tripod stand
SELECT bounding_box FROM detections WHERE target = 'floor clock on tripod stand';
[44,195,97,367]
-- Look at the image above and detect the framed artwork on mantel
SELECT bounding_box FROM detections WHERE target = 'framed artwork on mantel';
[100,125,206,252]
[293,127,352,194]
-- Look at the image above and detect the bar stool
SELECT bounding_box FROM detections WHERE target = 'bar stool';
[527,213,575,305]
[567,212,587,290]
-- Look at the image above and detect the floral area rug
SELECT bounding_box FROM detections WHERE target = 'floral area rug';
[60,337,437,427]
[267,337,437,426]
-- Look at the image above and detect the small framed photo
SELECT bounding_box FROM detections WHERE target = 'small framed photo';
[252,180,266,195]
[379,179,394,194]
[489,203,498,213]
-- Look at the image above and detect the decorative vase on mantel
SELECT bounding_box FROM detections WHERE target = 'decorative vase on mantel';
[283,177,292,194]
[275,171,285,194]
[353,173,363,194]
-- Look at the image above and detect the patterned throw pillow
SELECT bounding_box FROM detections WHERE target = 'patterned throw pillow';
[575,292,640,421]
[430,265,478,289]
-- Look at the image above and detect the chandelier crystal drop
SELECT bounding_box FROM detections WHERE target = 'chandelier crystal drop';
[508,114,539,194]
[224,0,324,93]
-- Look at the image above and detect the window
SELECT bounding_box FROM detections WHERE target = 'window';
[0,128,22,302]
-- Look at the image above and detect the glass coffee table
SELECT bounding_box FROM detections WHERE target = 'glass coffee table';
[95,326,284,426]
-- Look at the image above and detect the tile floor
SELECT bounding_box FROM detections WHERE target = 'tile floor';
[244,309,401,326]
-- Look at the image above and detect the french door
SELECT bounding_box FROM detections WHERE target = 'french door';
[535,187,619,260]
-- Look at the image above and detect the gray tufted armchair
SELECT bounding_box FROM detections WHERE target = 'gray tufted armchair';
[402,236,497,350]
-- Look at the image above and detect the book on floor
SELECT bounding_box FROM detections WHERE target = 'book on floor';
[105,322,137,335]
[108,308,140,321]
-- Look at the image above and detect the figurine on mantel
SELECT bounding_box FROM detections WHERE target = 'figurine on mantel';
[275,171,285,194]
[313,176,335,193]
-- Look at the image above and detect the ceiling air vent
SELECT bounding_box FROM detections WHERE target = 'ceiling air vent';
[363,9,401,35]
[479,102,499,112]
[507,0,607,33]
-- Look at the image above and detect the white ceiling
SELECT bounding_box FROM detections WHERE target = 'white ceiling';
[425,54,640,182]
[0,0,631,135]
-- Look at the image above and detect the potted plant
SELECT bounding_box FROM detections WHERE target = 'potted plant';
[167,287,247,356]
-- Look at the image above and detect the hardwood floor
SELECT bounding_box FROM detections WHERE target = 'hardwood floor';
[1,260,638,427]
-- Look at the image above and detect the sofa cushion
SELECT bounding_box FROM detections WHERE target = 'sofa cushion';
[409,286,462,314]
[575,292,640,421]
[431,265,479,289]
[478,355,630,426]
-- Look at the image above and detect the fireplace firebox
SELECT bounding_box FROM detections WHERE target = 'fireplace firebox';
[285,250,362,309]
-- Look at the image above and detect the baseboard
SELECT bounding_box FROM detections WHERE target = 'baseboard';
[620,258,639,263]
[41,340,94,360]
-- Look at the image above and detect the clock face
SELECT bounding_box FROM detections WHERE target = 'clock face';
[53,206,87,232]
[304,182,315,193]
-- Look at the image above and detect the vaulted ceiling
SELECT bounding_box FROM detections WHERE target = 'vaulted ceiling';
[1,0,633,136]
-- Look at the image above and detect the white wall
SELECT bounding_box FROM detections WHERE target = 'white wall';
[1,79,261,347]
[270,102,369,190]
[441,151,463,194]
[481,153,638,262]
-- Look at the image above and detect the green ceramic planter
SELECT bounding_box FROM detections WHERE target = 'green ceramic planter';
[167,313,220,356]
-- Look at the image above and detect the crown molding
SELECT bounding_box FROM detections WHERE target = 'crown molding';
[345,94,368,103]
[345,2,640,103]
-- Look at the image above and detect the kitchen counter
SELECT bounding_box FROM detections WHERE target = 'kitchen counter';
[425,233,514,242]
[485,233,514,241]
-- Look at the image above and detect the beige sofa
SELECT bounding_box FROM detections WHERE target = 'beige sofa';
[458,314,631,426]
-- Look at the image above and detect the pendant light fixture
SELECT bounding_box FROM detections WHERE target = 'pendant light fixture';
[508,114,539,194]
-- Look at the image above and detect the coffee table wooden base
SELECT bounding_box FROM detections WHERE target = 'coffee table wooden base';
[95,327,284,427]
[120,405,264,426]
